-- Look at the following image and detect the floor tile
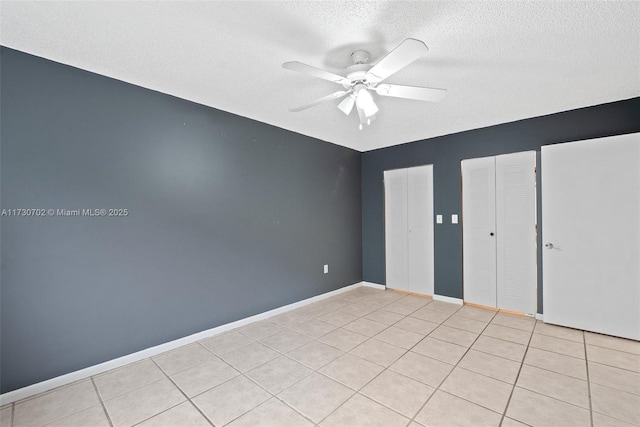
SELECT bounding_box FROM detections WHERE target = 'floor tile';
[152,343,218,376]
[458,350,520,383]
[500,417,530,427]
[443,314,488,334]
[587,345,640,372]
[534,321,584,342]
[398,295,431,308]
[440,367,512,413]
[94,359,165,401]
[268,311,308,328]
[45,405,110,427]
[415,390,502,427]
[137,401,210,427]
[516,364,589,408]
[103,378,185,427]
[259,329,311,353]
[410,307,451,324]
[490,313,535,332]
[482,324,531,345]
[227,397,313,427]
[389,351,452,387]
[319,353,384,390]
[524,347,587,380]
[192,375,270,427]
[338,304,376,317]
[292,318,338,339]
[591,383,640,425]
[471,335,527,362]
[1,406,12,427]
[321,393,410,427]
[430,325,478,347]
[393,317,438,335]
[374,326,424,349]
[412,337,467,365]
[278,372,353,423]
[171,357,239,397]
[360,370,434,418]
[14,380,100,427]
[349,338,407,367]
[589,361,640,395]
[286,340,344,370]
[343,318,388,337]
[245,356,311,394]
[318,310,360,327]
[426,300,462,314]
[585,332,640,355]
[456,305,497,322]
[383,301,420,315]
[238,320,284,340]
[220,342,279,372]
[506,387,590,427]
[592,411,638,427]
[364,310,405,325]
[319,328,369,351]
[199,331,254,356]
[529,333,585,358]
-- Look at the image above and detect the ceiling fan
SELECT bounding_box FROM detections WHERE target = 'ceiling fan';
[283,38,447,130]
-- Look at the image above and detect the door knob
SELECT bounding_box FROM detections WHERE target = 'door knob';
[489,232,495,236]
[545,243,554,249]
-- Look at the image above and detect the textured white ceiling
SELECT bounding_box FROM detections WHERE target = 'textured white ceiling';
[1,1,638,151]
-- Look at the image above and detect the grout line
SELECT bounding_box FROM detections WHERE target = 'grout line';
[404,302,491,425]
[147,358,215,427]
[583,331,594,427]
[499,319,536,426]
[90,377,114,427]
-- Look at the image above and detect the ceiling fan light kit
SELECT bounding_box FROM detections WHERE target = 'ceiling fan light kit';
[283,38,447,129]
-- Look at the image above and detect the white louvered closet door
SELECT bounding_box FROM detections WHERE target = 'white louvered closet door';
[408,165,435,295]
[496,151,537,313]
[384,168,409,291]
[462,156,497,308]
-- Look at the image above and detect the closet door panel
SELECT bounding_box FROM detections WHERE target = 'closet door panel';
[496,151,537,314]
[462,157,497,307]
[384,169,409,291]
[408,165,434,295]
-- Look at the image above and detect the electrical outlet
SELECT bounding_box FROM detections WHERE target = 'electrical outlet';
[324,264,329,274]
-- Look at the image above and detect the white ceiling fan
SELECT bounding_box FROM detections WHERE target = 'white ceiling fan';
[283,38,447,130]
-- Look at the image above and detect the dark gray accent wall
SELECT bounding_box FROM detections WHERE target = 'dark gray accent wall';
[363,97,640,312]
[0,47,362,393]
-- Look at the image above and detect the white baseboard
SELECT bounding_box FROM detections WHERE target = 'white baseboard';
[0,281,368,405]
[535,313,544,321]
[433,294,464,305]
[362,281,386,290]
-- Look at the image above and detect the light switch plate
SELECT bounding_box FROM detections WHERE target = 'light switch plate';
[436,215,443,224]
[452,214,458,224]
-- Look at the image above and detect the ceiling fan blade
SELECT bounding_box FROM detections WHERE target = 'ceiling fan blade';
[337,95,355,115]
[365,38,429,84]
[288,91,349,112]
[375,84,447,102]
[283,61,350,85]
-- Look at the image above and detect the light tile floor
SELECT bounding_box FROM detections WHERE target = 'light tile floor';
[3,287,640,426]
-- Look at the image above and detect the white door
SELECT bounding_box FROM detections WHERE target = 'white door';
[384,165,434,295]
[408,165,435,295]
[384,168,409,291]
[462,151,537,312]
[496,151,537,313]
[542,134,640,340]
[462,156,497,307]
